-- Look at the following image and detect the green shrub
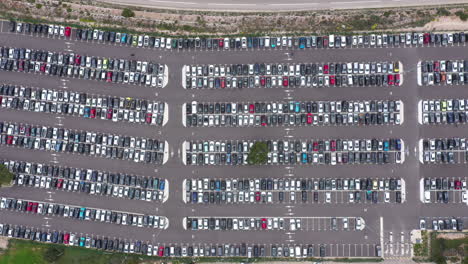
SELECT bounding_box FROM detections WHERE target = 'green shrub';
[247,142,268,165]
[456,11,468,21]
[436,7,450,16]
[0,164,14,187]
[35,3,42,9]
[121,8,135,18]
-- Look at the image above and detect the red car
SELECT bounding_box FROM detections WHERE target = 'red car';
[395,74,400,86]
[18,60,24,71]
[282,76,289,87]
[218,39,223,48]
[158,246,164,257]
[306,113,313,124]
[57,179,63,188]
[455,180,461,189]
[388,74,394,85]
[90,108,96,118]
[330,140,336,151]
[145,113,152,124]
[434,61,440,72]
[40,63,46,72]
[106,109,113,119]
[323,36,329,47]
[221,77,226,88]
[255,192,261,202]
[313,141,319,151]
[261,218,267,229]
[106,71,112,82]
[423,33,429,44]
[324,64,329,74]
[64,27,71,37]
[32,202,38,213]
[249,104,255,113]
[260,77,265,86]
[261,115,267,126]
[64,233,70,244]
[74,55,81,65]
[6,136,13,145]
[27,202,33,212]
[330,75,335,85]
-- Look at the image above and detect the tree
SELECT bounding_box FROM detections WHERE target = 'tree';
[247,141,268,165]
[43,246,64,262]
[121,8,135,18]
[0,164,14,187]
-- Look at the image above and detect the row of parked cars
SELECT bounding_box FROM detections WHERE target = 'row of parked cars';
[185,100,402,127]
[0,222,335,258]
[185,139,403,165]
[421,99,468,124]
[184,178,403,204]
[423,178,467,190]
[185,72,400,89]
[185,217,363,232]
[419,60,468,85]
[9,22,71,37]
[419,218,464,231]
[0,197,168,229]
[186,62,400,77]
[423,138,468,151]
[186,178,403,193]
[0,84,166,125]
[0,122,166,164]
[0,46,166,87]
[10,20,468,49]
[7,159,167,202]
[421,138,468,164]
[422,178,468,204]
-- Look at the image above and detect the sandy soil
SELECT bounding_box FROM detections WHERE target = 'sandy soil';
[0,237,9,251]
[436,232,467,240]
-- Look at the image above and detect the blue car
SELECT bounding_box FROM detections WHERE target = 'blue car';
[84,107,90,118]
[121,33,127,43]
[299,37,305,49]
[295,102,300,113]
[383,141,389,151]
[159,180,165,191]
[79,208,85,219]
[301,153,307,164]
[396,139,402,151]
[191,192,198,203]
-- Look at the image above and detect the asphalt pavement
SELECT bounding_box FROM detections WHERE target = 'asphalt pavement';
[0,23,468,259]
[97,0,468,11]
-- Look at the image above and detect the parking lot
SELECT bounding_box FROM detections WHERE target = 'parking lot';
[183,178,405,204]
[183,139,404,166]
[183,100,403,127]
[1,19,468,260]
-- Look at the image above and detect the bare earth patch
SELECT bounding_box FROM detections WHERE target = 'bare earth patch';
[436,232,467,240]
[2,0,468,36]
[0,237,9,251]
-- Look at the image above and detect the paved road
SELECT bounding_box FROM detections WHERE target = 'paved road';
[98,0,468,11]
[0,23,467,259]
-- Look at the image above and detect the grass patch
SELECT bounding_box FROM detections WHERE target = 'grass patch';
[0,239,384,264]
[430,232,468,264]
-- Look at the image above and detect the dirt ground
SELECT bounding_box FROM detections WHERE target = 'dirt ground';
[436,232,467,240]
[0,237,9,251]
[2,0,468,36]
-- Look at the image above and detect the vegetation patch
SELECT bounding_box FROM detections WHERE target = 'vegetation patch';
[429,232,467,264]
[0,164,14,187]
[247,141,268,165]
